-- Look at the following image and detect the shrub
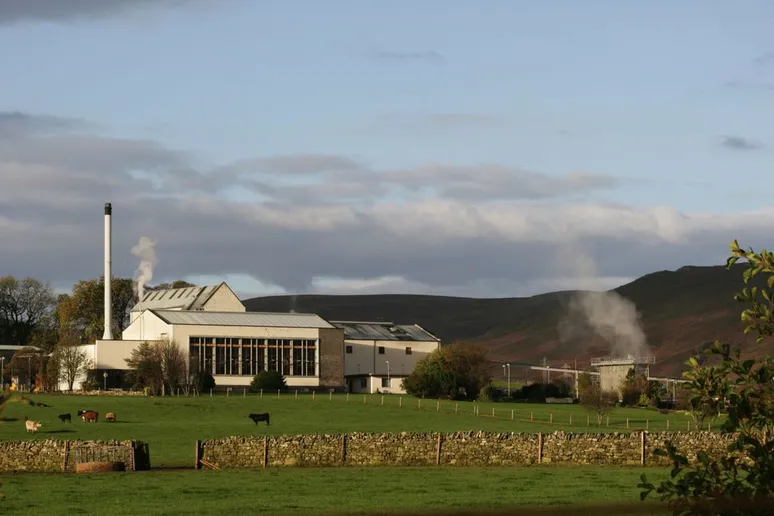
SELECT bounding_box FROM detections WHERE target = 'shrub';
[192,370,215,394]
[249,370,287,393]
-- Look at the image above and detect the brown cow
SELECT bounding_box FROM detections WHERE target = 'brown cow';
[105,412,116,422]
[80,410,98,422]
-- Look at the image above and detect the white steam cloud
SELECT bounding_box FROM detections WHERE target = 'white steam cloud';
[557,247,650,359]
[131,236,157,301]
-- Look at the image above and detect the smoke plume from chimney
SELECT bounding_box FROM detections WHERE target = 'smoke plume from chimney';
[131,236,157,301]
[556,247,650,358]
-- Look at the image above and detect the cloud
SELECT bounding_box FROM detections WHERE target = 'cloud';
[753,51,774,66]
[0,0,204,25]
[373,50,444,63]
[1,111,771,298]
[0,111,91,138]
[719,135,764,151]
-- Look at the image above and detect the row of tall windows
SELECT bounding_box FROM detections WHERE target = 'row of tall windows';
[188,337,317,377]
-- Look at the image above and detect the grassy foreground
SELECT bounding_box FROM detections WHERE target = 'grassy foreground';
[0,466,670,515]
[0,393,699,467]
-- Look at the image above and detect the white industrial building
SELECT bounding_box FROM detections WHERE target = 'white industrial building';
[55,203,439,393]
[333,321,441,394]
[58,283,346,392]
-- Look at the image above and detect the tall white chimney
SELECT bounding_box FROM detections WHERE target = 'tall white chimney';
[102,202,113,340]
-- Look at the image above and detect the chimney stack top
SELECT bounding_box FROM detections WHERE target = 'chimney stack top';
[105,203,112,215]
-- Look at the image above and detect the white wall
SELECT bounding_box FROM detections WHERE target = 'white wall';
[346,375,408,394]
[122,311,172,341]
[203,284,246,312]
[344,339,439,377]
[94,340,146,369]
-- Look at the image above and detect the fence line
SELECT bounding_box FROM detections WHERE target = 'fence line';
[188,389,716,433]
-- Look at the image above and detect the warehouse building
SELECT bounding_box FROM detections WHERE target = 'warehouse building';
[333,321,441,394]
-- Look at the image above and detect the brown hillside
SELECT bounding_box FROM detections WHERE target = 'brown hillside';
[242,264,772,377]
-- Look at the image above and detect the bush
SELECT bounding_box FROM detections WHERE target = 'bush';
[192,371,215,393]
[249,370,287,393]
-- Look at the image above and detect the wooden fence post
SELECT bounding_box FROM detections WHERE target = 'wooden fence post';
[640,431,646,466]
[436,433,443,465]
[537,432,544,464]
[341,434,348,465]
[195,440,201,470]
[62,440,70,472]
[263,437,269,468]
[437,400,440,411]
[511,409,514,420]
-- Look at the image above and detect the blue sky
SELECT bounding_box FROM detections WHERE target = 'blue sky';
[1,0,773,299]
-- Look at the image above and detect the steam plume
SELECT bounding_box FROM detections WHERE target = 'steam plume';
[557,248,650,358]
[131,236,157,301]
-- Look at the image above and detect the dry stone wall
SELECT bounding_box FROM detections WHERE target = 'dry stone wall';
[0,439,149,473]
[198,430,737,470]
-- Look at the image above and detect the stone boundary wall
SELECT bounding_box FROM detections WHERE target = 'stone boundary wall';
[0,439,150,473]
[197,431,737,469]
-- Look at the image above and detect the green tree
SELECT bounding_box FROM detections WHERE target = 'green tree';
[125,341,164,395]
[149,280,196,290]
[249,370,288,392]
[0,275,56,348]
[639,240,774,515]
[402,343,491,400]
[192,370,215,394]
[64,276,136,342]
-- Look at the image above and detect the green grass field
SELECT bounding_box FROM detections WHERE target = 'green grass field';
[0,392,706,467]
[0,466,670,515]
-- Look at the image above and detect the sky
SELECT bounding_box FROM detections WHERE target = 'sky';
[1,0,773,300]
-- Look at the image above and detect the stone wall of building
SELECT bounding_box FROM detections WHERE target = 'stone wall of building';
[198,430,737,470]
[0,439,150,473]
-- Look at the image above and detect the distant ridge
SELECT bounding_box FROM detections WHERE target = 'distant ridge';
[243,264,771,376]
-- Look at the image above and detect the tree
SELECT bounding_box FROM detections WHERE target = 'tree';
[579,380,617,424]
[53,344,92,392]
[0,275,56,348]
[639,240,774,515]
[125,341,164,395]
[155,338,187,395]
[192,370,215,394]
[64,276,136,341]
[402,343,491,400]
[249,370,288,392]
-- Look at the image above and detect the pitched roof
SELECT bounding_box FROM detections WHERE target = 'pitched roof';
[131,283,229,312]
[330,321,440,342]
[149,309,336,329]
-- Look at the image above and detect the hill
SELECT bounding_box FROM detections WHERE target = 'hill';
[242,264,771,376]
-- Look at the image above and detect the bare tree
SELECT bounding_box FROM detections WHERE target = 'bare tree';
[155,337,186,395]
[579,381,618,425]
[54,344,92,392]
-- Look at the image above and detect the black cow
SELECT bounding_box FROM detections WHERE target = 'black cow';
[58,413,72,423]
[248,412,270,426]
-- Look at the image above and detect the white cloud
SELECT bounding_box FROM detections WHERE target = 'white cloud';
[0,111,768,298]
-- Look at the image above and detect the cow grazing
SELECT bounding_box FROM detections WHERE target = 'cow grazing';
[104,412,116,422]
[80,410,98,422]
[25,420,42,433]
[248,412,270,425]
[58,413,72,423]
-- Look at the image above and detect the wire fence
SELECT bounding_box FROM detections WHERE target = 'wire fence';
[192,388,724,433]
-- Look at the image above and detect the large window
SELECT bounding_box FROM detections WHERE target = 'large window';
[189,337,317,377]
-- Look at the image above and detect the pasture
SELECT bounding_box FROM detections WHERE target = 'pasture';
[0,392,701,467]
[0,465,671,515]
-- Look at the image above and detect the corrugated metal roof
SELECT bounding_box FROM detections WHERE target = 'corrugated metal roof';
[150,310,335,328]
[130,284,221,312]
[331,321,439,342]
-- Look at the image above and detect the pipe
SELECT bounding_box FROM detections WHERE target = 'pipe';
[102,202,113,340]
